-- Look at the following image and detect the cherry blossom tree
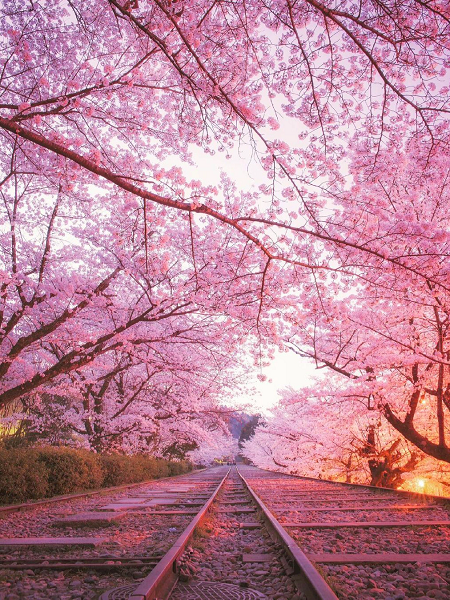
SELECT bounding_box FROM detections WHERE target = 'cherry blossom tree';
[242,386,422,486]
[190,435,239,466]
[1,1,450,461]
[0,151,262,421]
[21,336,249,454]
[0,0,449,298]
[281,135,450,464]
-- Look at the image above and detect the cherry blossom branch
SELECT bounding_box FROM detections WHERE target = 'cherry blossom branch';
[0,116,314,268]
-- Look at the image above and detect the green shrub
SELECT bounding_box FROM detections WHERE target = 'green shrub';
[126,454,150,482]
[99,453,132,486]
[99,454,191,484]
[125,455,163,482]
[0,446,193,504]
[0,448,49,503]
[168,459,192,476]
[36,447,104,495]
[154,458,170,478]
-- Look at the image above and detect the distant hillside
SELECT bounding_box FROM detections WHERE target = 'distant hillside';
[226,412,254,439]
[224,412,262,448]
[237,415,262,448]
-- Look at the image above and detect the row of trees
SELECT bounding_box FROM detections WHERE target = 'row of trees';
[0,157,250,455]
[0,1,450,468]
[243,135,450,485]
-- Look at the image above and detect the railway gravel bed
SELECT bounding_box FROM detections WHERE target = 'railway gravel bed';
[171,467,304,599]
[0,467,228,600]
[275,509,450,524]
[4,464,450,599]
[290,525,450,555]
[321,562,450,599]
[239,465,450,599]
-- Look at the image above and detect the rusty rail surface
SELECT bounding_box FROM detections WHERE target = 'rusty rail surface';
[237,468,338,600]
[128,468,230,600]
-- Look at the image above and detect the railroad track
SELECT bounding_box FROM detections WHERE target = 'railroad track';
[238,465,450,599]
[0,465,336,600]
[4,464,446,599]
[0,467,230,599]
[167,466,321,600]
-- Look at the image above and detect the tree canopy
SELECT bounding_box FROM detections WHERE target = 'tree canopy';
[1,0,450,468]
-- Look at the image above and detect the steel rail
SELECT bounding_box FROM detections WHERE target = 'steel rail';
[128,468,230,600]
[0,468,206,517]
[0,556,161,571]
[237,468,338,600]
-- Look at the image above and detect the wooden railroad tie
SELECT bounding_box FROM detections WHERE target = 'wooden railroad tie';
[0,537,105,548]
[53,512,126,527]
[0,556,161,571]
[270,496,415,503]
[308,553,450,564]
[282,520,450,528]
[242,553,274,563]
[217,507,255,513]
[277,504,437,512]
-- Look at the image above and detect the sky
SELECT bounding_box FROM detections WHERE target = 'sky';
[181,104,319,414]
[182,142,318,413]
[250,349,317,411]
